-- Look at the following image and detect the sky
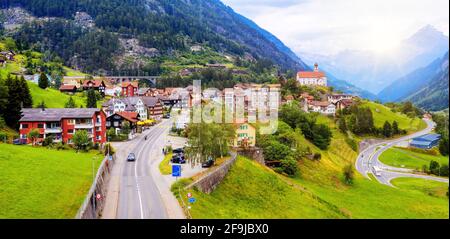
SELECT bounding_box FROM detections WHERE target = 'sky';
[221,0,449,56]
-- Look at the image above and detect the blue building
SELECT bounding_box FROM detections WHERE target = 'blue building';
[410,134,441,149]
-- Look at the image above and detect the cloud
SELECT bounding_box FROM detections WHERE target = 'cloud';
[222,0,449,55]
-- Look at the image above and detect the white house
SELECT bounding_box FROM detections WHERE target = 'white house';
[102,97,148,120]
[297,63,327,87]
[307,101,336,115]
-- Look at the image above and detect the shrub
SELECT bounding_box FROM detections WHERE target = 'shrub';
[0,132,7,142]
[429,160,440,176]
[313,153,322,161]
[279,156,299,177]
[42,136,54,147]
[440,165,449,177]
[343,164,355,185]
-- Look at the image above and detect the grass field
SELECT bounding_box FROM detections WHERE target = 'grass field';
[63,67,87,77]
[362,101,426,133]
[0,143,103,218]
[379,147,449,170]
[174,116,448,219]
[159,153,173,175]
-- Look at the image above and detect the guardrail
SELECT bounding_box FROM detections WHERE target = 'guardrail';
[75,154,115,219]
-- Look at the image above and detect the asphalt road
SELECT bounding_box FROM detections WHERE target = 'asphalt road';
[355,119,449,186]
[117,119,173,219]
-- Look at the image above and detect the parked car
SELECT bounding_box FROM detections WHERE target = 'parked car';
[173,148,184,154]
[127,153,136,162]
[202,159,214,168]
[163,114,171,119]
[12,139,27,145]
[171,155,186,164]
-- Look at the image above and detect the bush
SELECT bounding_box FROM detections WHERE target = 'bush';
[279,156,299,177]
[429,160,440,176]
[440,165,449,177]
[42,136,54,147]
[343,164,355,185]
[345,137,358,152]
[313,153,322,161]
[104,143,116,155]
[0,132,7,142]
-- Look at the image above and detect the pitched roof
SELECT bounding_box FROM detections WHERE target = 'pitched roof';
[141,96,160,107]
[121,82,139,88]
[83,79,104,88]
[413,134,441,142]
[116,111,139,123]
[297,71,326,78]
[59,85,78,90]
[309,101,332,107]
[20,108,100,122]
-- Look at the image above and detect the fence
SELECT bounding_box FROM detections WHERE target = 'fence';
[75,154,115,219]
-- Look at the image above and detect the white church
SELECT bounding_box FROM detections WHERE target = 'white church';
[297,63,327,87]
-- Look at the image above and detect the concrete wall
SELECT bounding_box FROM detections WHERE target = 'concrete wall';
[75,154,115,219]
[236,147,265,165]
[185,152,237,194]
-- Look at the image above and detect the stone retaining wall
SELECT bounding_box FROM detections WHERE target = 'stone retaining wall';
[75,154,115,219]
[185,152,237,194]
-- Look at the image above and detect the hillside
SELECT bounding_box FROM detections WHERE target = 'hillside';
[175,116,448,219]
[403,61,449,112]
[378,52,449,103]
[27,81,91,108]
[1,0,308,74]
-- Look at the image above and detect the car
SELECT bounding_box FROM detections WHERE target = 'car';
[171,155,186,164]
[163,114,170,119]
[127,153,136,162]
[202,159,214,168]
[173,148,184,154]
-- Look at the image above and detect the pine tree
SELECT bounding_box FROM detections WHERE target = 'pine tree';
[18,76,33,108]
[65,96,76,108]
[382,121,392,138]
[4,75,22,129]
[392,121,399,135]
[0,79,8,120]
[86,89,97,108]
[38,72,49,89]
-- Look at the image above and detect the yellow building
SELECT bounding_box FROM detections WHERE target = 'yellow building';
[234,123,256,148]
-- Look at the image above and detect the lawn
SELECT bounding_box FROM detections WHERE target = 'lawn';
[391,178,448,199]
[0,143,103,218]
[362,101,426,133]
[379,147,449,170]
[159,152,173,175]
[64,67,87,77]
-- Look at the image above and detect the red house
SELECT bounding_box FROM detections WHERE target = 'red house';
[83,79,106,96]
[121,82,139,97]
[19,108,107,145]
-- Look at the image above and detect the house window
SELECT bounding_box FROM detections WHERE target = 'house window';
[114,122,119,127]
[96,135,102,141]
[68,129,74,134]
[37,124,44,129]
[67,119,75,125]
[22,124,29,129]
[106,121,111,127]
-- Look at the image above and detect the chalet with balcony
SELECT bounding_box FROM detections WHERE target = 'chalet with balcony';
[82,79,106,96]
[106,111,140,135]
[19,108,106,144]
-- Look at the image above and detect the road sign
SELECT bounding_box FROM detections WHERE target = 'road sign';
[187,192,192,198]
[96,194,102,200]
[108,155,113,161]
[172,165,181,177]
[188,197,196,203]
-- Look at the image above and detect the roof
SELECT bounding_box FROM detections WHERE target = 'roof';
[20,108,100,122]
[339,99,355,106]
[116,112,139,123]
[83,79,104,88]
[141,96,160,107]
[122,82,139,88]
[59,85,78,90]
[410,140,434,146]
[138,88,150,95]
[297,71,326,78]
[413,134,441,142]
[309,101,333,107]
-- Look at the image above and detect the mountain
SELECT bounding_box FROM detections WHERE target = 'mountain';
[401,53,449,111]
[326,71,378,100]
[377,52,448,103]
[0,0,308,74]
[300,25,449,94]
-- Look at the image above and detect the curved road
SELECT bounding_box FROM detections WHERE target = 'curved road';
[116,119,173,219]
[356,119,449,186]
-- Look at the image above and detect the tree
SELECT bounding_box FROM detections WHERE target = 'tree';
[38,101,46,109]
[279,156,299,177]
[338,118,348,133]
[86,89,97,108]
[392,121,399,135]
[311,124,332,150]
[439,164,449,177]
[28,129,40,146]
[38,72,49,89]
[439,136,449,156]
[185,122,235,165]
[429,160,440,176]
[343,164,355,185]
[382,121,392,138]
[121,121,131,136]
[18,76,33,108]
[0,81,8,120]
[4,75,23,129]
[65,96,76,108]
[72,130,90,151]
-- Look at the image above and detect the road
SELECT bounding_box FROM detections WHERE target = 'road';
[356,119,449,186]
[111,119,183,219]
